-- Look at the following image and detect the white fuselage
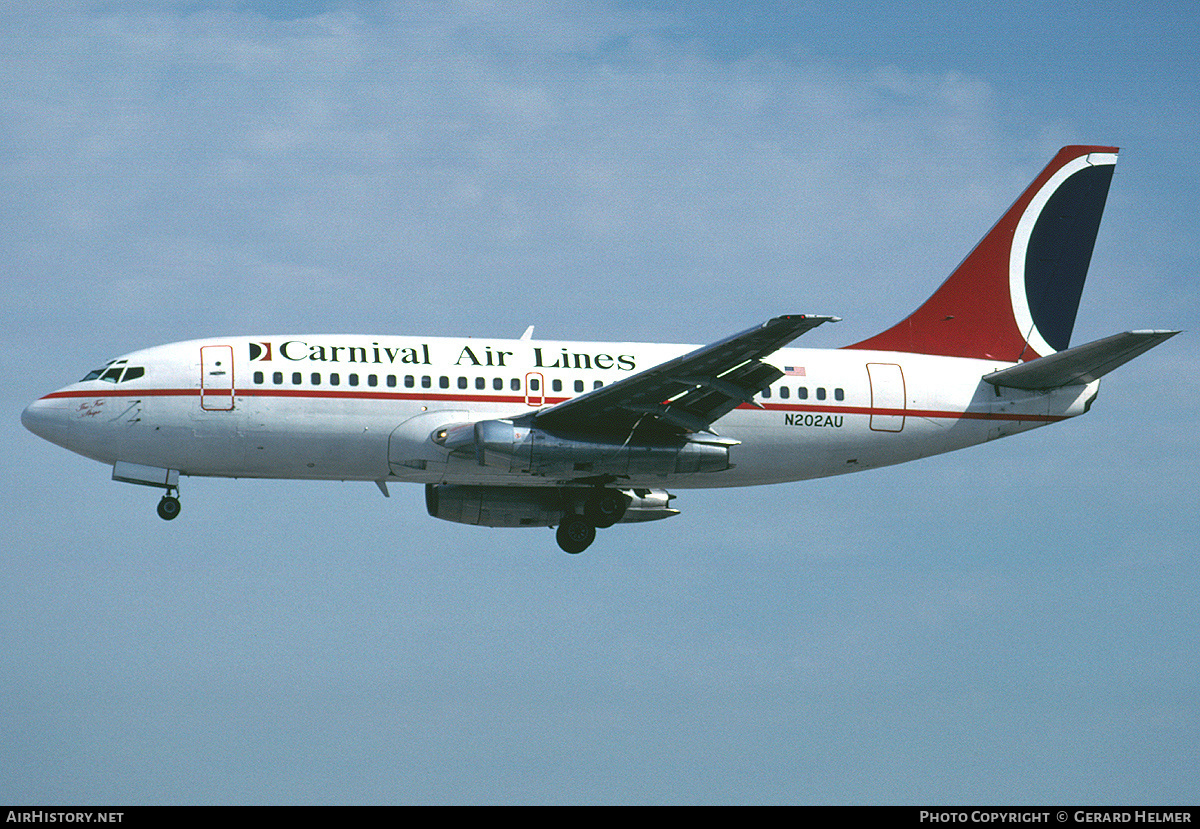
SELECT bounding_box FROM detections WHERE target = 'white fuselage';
[24,334,1098,489]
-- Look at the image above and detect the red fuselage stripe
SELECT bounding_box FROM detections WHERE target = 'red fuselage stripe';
[39,387,1069,424]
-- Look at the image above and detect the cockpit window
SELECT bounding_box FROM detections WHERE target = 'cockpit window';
[81,360,114,381]
[80,359,145,384]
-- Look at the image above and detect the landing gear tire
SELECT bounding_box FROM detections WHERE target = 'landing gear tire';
[157,495,181,521]
[584,489,627,529]
[556,515,596,554]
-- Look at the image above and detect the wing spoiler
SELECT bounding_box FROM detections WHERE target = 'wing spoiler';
[983,330,1179,390]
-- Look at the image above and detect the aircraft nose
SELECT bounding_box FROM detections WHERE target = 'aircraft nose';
[22,395,70,445]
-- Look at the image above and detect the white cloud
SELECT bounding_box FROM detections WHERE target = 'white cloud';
[2,2,1029,344]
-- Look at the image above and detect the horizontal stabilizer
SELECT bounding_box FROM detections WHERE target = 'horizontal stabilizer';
[984,330,1179,390]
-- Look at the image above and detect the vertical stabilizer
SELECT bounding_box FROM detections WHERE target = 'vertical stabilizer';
[847,146,1119,361]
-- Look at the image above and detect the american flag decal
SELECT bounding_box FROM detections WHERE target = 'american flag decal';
[783,366,805,376]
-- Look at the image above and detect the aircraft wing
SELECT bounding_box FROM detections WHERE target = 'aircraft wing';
[522,314,839,440]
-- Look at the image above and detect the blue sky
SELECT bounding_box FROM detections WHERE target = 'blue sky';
[3,1,1197,805]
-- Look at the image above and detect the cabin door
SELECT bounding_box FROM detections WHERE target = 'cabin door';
[866,362,905,432]
[200,345,236,411]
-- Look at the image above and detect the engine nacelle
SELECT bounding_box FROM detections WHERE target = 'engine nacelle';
[425,485,679,528]
[432,419,735,478]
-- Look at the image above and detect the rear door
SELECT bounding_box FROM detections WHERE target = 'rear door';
[866,362,905,432]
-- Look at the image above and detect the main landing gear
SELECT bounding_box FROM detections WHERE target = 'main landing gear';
[555,490,629,554]
[156,490,182,521]
[556,514,596,554]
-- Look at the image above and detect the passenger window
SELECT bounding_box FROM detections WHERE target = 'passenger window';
[835,388,844,401]
[762,387,771,399]
[817,387,826,401]
[530,378,540,391]
[780,386,790,399]
[421,376,431,389]
[349,374,359,387]
[388,375,397,388]
[292,372,302,385]
[311,373,321,385]
[330,373,340,386]
[458,376,468,389]
[552,379,563,392]
[254,371,264,384]
[511,378,521,391]
[476,377,486,390]
[273,372,283,385]
[574,380,584,393]
[368,375,378,387]
[439,376,449,389]
[798,387,808,400]
[493,378,503,391]
[593,381,603,389]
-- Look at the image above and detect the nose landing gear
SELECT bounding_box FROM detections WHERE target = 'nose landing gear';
[156,491,181,521]
[110,463,182,522]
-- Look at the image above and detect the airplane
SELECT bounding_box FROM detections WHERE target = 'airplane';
[22,145,1178,554]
